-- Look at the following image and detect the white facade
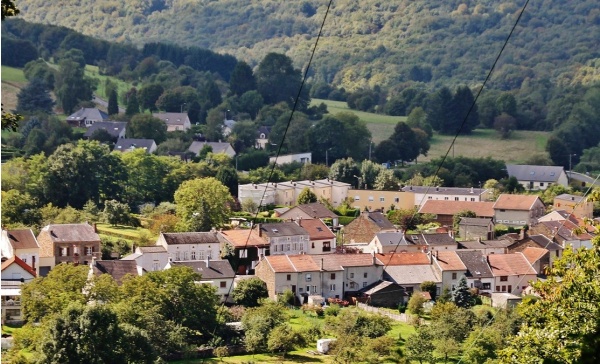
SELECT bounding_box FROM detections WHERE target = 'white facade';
[402,186,490,207]
[121,247,170,273]
[1,230,40,275]
[156,235,221,262]
[238,179,351,208]
[270,152,312,166]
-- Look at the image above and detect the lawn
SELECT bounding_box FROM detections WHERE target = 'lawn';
[95,223,156,244]
[1,66,27,83]
[84,65,134,100]
[1,66,27,111]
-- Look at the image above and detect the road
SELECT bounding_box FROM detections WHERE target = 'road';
[92,95,126,114]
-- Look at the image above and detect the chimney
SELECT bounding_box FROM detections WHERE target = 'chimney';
[93,223,97,233]
[519,228,525,240]
[435,250,439,260]
[206,255,210,268]
[470,187,474,194]
[257,223,262,237]
[321,258,324,271]
[132,243,136,254]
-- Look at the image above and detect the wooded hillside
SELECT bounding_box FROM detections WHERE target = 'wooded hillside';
[16,0,600,91]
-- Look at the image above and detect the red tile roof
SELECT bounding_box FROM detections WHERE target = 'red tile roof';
[487,253,537,276]
[297,219,335,240]
[521,247,549,264]
[493,194,543,211]
[1,255,36,278]
[219,228,268,248]
[434,251,466,271]
[263,253,379,273]
[376,252,430,266]
[419,200,495,217]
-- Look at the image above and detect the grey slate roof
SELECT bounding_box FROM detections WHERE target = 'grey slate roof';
[455,250,494,278]
[554,194,586,203]
[376,231,414,246]
[171,260,236,279]
[257,126,271,137]
[67,108,109,122]
[383,265,440,285]
[457,239,512,250]
[93,260,139,283]
[188,141,233,155]
[260,222,309,237]
[153,112,189,126]
[401,186,486,195]
[459,217,494,227]
[114,138,155,152]
[418,233,457,246]
[44,223,100,243]
[506,164,564,182]
[161,232,221,245]
[358,280,402,295]
[367,211,395,229]
[528,234,563,251]
[83,121,126,138]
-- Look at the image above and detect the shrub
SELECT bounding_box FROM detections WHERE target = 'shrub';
[325,304,341,317]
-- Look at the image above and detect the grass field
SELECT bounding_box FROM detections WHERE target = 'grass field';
[312,98,551,164]
[84,65,135,100]
[95,223,156,244]
[1,66,27,111]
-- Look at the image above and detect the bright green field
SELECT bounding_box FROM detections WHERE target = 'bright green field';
[1,65,27,83]
[84,65,134,99]
[312,98,551,164]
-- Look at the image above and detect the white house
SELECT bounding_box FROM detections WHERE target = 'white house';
[153,112,192,132]
[269,152,312,166]
[487,252,538,295]
[1,256,37,322]
[156,232,221,262]
[401,186,491,207]
[169,259,236,302]
[506,164,568,190]
[121,246,170,273]
[238,179,351,208]
[1,229,40,275]
[258,222,310,255]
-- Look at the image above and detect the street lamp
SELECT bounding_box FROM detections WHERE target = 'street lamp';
[569,153,576,172]
[326,148,332,167]
[180,103,186,113]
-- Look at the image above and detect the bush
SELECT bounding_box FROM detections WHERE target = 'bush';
[324,304,341,317]
[327,297,350,307]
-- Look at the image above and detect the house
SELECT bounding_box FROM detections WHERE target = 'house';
[342,210,396,244]
[366,231,421,254]
[156,232,221,262]
[120,245,170,273]
[83,121,127,140]
[238,179,351,208]
[431,251,468,292]
[493,194,545,228]
[529,219,594,250]
[113,138,157,154]
[188,141,236,159]
[418,233,458,252]
[278,202,339,228]
[566,171,600,189]
[349,189,414,213]
[1,229,40,275]
[458,217,495,241]
[37,223,101,275]
[270,153,312,165]
[254,253,383,303]
[552,194,593,219]
[66,108,109,127]
[506,164,568,190]
[520,247,550,276]
[90,258,141,284]
[418,200,495,228]
[487,253,538,295]
[377,252,442,298]
[457,237,512,255]
[1,256,36,323]
[358,280,405,308]
[169,259,236,302]
[296,219,337,255]
[218,227,269,275]
[223,119,236,136]
[152,112,191,132]
[401,186,492,207]
[455,250,494,295]
[506,231,563,268]
[258,222,310,256]
[255,126,271,149]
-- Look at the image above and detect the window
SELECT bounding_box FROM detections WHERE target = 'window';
[287,274,291,281]
[508,285,512,292]
[191,251,196,260]
[220,281,227,288]
[323,242,331,252]
[299,287,303,292]
[350,282,357,289]
[363,282,367,287]
[198,251,205,260]
[306,274,312,282]
[363,272,368,278]
[379,197,385,202]
[152,261,159,271]
[330,273,336,280]
[175,252,180,260]
[500,276,508,282]
[394,197,399,203]
[330,284,336,291]
[445,197,449,200]
[85,246,93,255]
[502,285,506,292]
[455,197,459,201]
[312,242,315,249]
[540,183,544,186]
[368,196,374,201]
[312,285,317,293]
[183,252,189,260]
[452,272,457,279]
[471,198,475,201]
[354,196,360,201]
[496,286,500,291]
[482,283,491,290]
[306,286,310,293]
[350,272,354,278]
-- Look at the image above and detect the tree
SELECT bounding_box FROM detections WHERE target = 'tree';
[174,177,234,231]
[426,87,454,133]
[39,303,156,364]
[453,210,477,233]
[55,58,96,114]
[297,187,317,204]
[242,301,287,353]
[1,0,20,19]
[494,112,517,139]
[127,114,167,144]
[1,105,22,131]
[0,190,42,228]
[373,169,399,191]
[229,61,257,96]
[452,276,473,308]
[237,90,264,119]
[108,89,119,115]
[374,122,420,164]
[499,235,600,363]
[205,108,224,142]
[138,83,164,112]
[452,85,479,134]
[407,293,427,316]
[125,91,140,116]
[103,199,133,226]
[421,281,438,301]
[16,78,55,114]
[256,53,309,110]
[404,325,435,364]
[267,324,304,357]
[232,277,269,307]
[215,166,238,197]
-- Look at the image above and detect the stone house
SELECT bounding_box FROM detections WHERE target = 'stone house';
[458,217,495,241]
[552,194,593,219]
[418,200,495,228]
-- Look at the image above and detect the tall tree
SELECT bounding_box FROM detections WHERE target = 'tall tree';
[297,187,318,204]
[138,83,164,112]
[256,53,309,110]
[108,88,119,115]
[452,85,479,134]
[452,276,473,308]
[55,58,96,114]
[125,91,140,116]
[16,78,55,114]
[229,61,257,96]
[174,177,234,231]
[127,114,167,144]
[232,277,269,307]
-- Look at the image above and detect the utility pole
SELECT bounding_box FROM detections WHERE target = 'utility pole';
[369,140,373,160]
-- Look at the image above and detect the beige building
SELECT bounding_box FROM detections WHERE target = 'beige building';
[349,189,414,213]
[493,194,546,228]
[238,179,351,208]
[401,186,491,207]
[152,112,191,131]
[552,194,593,219]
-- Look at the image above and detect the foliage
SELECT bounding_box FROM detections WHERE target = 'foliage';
[108,88,119,115]
[103,199,134,226]
[499,236,600,363]
[325,309,392,339]
[55,58,96,114]
[387,207,431,231]
[256,53,309,110]
[174,177,234,231]
[404,325,435,364]
[407,293,427,316]
[452,276,474,308]
[16,78,55,114]
[241,301,287,353]
[453,210,477,232]
[420,281,438,301]
[232,277,269,308]
[297,187,318,205]
[266,324,304,357]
